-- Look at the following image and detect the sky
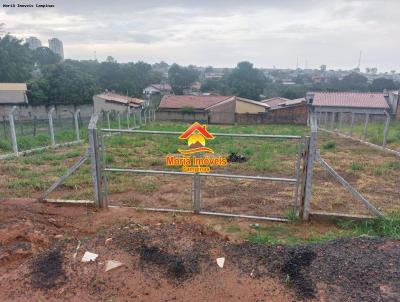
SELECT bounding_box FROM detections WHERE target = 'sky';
[0,0,399,71]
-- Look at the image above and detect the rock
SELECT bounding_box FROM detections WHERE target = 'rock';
[105,238,113,245]
[105,260,124,272]
[48,218,57,223]
[81,251,98,262]
[54,234,63,239]
[216,257,225,268]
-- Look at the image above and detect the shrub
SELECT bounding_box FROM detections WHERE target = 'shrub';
[322,141,336,150]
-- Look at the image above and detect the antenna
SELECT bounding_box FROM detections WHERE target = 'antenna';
[357,50,362,69]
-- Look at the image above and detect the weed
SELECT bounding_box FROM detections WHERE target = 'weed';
[350,162,365,171]
[322,141,336,150]
[225,225,241,233]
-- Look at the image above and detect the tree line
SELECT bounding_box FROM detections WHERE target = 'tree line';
[1,34,399,105]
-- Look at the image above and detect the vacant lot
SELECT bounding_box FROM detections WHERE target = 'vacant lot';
[0,121,399,218]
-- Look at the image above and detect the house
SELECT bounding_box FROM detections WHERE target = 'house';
[183,81,202,95]
[157,95,269,124]
[0,83,29,105]
[261,97,291,109]
[93,92,144,114]
[308,91,394,124]
[143,83,172,96]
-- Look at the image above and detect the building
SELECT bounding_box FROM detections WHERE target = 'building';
[26,37,42,50]
[93,92,144,114]
[0,83,29,105]
[143,83,172,96]
[308,91,397,124]
[157,95,269,124]
[48,38,64,59]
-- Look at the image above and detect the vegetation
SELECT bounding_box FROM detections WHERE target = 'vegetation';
[168,63,200,94]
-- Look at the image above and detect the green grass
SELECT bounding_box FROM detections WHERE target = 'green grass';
[337,213,400,239]
[350,162,365,171]
[322,140,336,150]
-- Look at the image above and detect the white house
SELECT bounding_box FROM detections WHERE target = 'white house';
[143,83,172,96]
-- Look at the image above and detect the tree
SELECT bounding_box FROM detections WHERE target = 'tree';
[339,72,368,91]
[168,63,199,94]
[39,63,99,104]
[226,61,266,100]
[370,78,399,92]
[0,34,34,82]
[33,47,61,66]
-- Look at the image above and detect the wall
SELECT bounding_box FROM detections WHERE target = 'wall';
[235,104,307,125]
[0,103,93,120]
[208,98,235,124]
[235,99,266,114]
[93,96,129,114]
[156,109,208,123]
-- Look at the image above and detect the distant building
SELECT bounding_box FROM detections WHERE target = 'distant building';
[204,72,224,80]
[26,37,42,50]
[93,92,144,114]
[143,83,172,96]
[48,38,64,59]
[0,83,29,105]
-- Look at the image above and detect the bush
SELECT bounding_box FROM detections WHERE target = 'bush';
[322,141,336,150]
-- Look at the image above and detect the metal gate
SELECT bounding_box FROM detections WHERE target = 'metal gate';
[87,114,309,222]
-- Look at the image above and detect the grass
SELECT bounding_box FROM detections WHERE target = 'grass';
[322,140,336,150]
[350,162,365,171]
[337,213,400,239]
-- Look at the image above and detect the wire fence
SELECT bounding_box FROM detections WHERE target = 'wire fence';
[0,106,88,159]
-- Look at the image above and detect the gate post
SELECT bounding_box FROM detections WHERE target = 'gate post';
[74,109,80,141]
[88,114,104,208]
[301,112,317,221]
[48,107,56,147]
[193,173,201,214]
[117,112,121,129]
[8,106,18,155]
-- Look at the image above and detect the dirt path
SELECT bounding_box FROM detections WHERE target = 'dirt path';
[0,199,399,301]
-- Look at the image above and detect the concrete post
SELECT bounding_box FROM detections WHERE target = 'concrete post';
[48,107,56,147]
[8,106,18,155]
[350,113,355,136]
[330,112,335,129]
[117,112,121,129]
[383,111,391,147]
[133,110,136,127]
[127,106,130,128]
[74,109,80,141]
[302,111,317,221]
[107,111,111,129]
[363,113,370,140]
[88,114,104,208]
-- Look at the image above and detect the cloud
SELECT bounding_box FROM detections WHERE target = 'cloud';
[1,0,399,71]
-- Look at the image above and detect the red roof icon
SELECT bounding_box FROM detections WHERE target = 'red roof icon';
[179,122,214,140]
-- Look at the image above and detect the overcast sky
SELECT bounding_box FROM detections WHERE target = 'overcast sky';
[1,0,399,71]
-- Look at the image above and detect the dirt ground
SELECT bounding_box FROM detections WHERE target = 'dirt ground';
[0,199,399,302]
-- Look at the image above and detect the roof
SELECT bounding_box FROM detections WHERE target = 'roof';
[95,92,144,106]
[311,92,389,109]
[261,97,290,109]
[150,83,172,91]
[159,95,233,110]
[236,97,270,108]
[179,122,214,139]
[0,83,27,91]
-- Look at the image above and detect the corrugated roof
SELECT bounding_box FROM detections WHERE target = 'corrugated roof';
[159,95,233,110]
[0,83,27,91]
[151,83,172,91]
[95,92,144,105]
[311,92,389,109]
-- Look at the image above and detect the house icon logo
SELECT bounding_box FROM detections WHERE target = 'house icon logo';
[178,122,215,155]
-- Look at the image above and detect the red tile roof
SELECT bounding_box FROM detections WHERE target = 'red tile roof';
[95,92,144,105]
[311,92,389,109]
[159,95,233,110]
